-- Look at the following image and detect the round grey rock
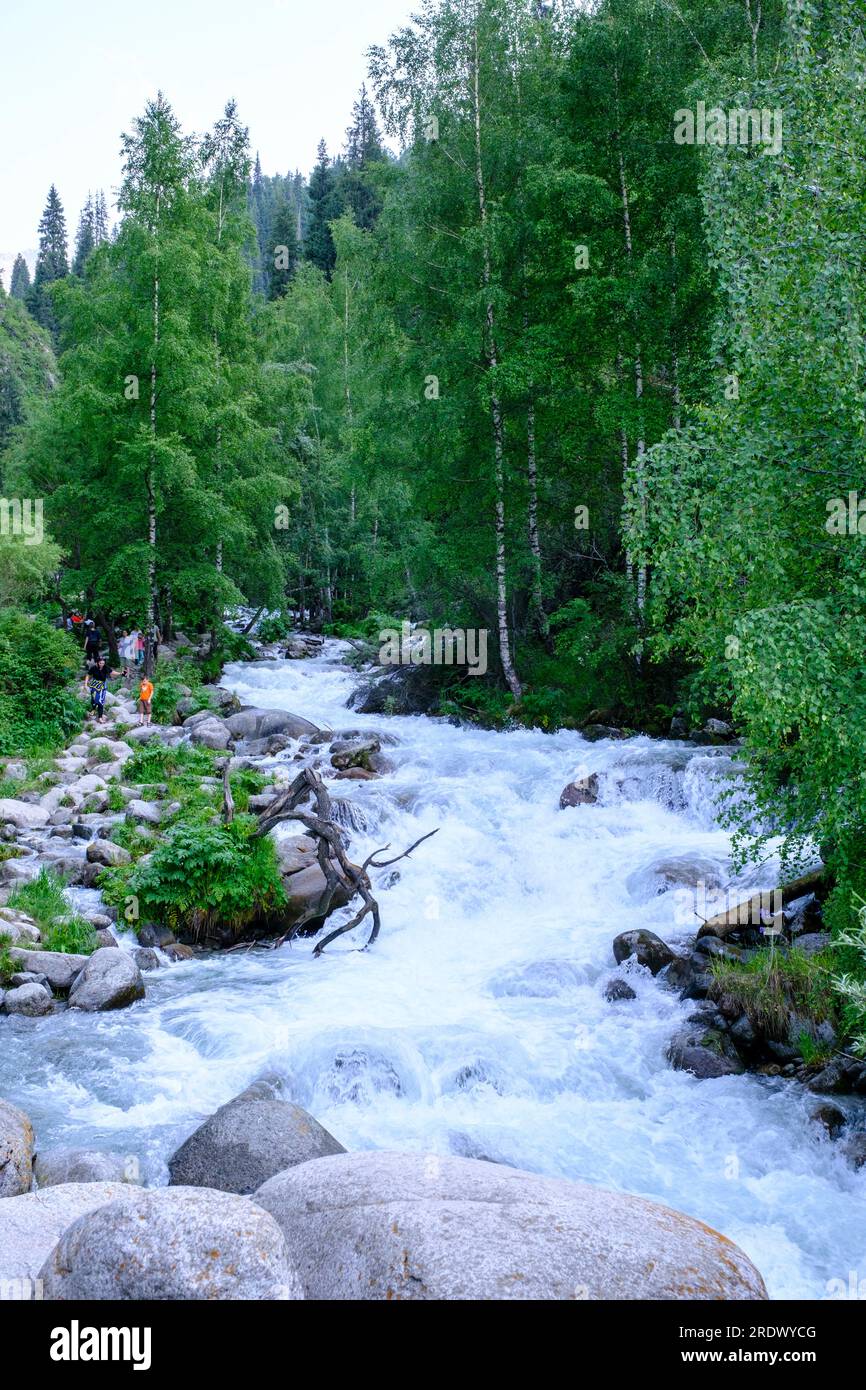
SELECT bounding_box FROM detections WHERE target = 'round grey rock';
[255,1151,768,1301]
[39,1187,302,1301]
[168,1081,345,1194]
[68,948,145,1012]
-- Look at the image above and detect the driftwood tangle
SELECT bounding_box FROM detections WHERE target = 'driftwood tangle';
[254,766,438,955]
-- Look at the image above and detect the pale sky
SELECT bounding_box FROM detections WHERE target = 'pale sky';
[1,0,416,266]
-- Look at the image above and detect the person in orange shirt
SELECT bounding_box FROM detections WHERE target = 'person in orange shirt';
[138,676,155,726]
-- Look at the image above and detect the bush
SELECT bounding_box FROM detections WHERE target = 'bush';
[7,867,97,954]
[257,611,293,643]
[0,610,82,754]
[103,815,286,941]
[123,738,215,785]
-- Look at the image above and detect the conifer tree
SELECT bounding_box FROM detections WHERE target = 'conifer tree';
[304,140,341,276]
[72,193,96,275]
[27,185,68,335]
[9,254,30,300]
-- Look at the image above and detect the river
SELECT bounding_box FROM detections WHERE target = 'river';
[1,639,864,1299]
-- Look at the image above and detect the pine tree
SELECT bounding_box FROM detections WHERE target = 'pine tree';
[340,85,387,232]
[304,140,341,276]
[27,185,69,335]
[267,197,299,298]
[9,255,30,300]
[93,190,110,244]
[72,193,96,275]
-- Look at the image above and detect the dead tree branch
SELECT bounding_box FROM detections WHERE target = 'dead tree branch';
[254,767,438,955]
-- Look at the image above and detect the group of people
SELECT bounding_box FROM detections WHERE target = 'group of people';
[79,619,156,727]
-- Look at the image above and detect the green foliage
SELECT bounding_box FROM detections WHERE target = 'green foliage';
[0,609,82,754]
[257,611,293,642]
[104,815,286,940]
[122,738,215,785]
[7,867,97,954]
[710,945,838,1045]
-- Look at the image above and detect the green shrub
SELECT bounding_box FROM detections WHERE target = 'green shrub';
[7,867,97,954]
[102,815,285,941]
[0,610,82,755]
[257,611,293,642]
[123,738,215,784]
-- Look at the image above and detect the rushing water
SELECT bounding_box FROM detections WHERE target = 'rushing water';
[1,640,864,1299]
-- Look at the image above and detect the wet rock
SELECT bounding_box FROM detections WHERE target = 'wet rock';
[668,1026,744,1078]
[0,1099,34,1196]
[34,1150,142,1188]
[693,936,747,965]
[162,943,194,962]
[132,947,161,972]
[39,1186,300,1301]
[93,930,118,949]
[604,978,636,1002]
[330,737,380,772]
[559,774,600,809]
[168,1081,346,1195]
[811,1103,846,1137]
[0,799,50,830]
[85,838,131,868]
[68,949,145,1012]
[840,1133,866,1170]
[729,1015,757,1050]
[334,766,378,780]
[3,983,53,1017]
[581,724,627,741]
[137,923,176,948]
[807,1060,849,1095]
[612,929,675,975]
[254,1151,767,1301]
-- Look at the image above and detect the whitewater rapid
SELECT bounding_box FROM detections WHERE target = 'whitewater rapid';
[1,640,864,1299]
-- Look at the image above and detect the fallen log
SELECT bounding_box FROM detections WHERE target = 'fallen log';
[696,867,828,939]
[254,767,438,955]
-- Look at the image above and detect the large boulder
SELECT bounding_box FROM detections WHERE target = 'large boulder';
[255,1151,768,1301]
[3,983,53,1017]
[86,838,132,868]
[39,1187,301,1301]
[0,1099,34,1198]
[270,833,356,929]
[667,1026,745,1079]
[612,929,676,975]
[168,1081,345,1194]
[34,1150,142,1188]
[68,949,145,1012]
[0,1183,134,1289]
[0,799,50,830]
[8,949,87,992]
[184,713,233,750]
[225,707,320,742]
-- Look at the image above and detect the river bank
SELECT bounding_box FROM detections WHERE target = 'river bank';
[0,635,865,1298]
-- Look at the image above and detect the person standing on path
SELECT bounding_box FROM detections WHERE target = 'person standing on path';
[84,655,120,723]
[138,674,155,726]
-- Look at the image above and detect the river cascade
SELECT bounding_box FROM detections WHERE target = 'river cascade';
[1,638,864,1300]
